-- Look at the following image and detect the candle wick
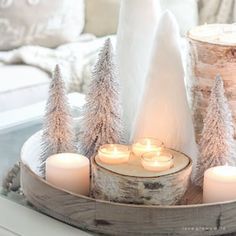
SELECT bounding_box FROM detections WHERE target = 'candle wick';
[113,147,118,155]
[146,140,151,149]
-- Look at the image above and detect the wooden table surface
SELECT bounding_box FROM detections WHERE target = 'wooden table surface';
[0,196,92,236]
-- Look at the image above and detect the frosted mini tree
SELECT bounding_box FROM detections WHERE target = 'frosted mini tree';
[194,75,236,186]
[79,38,123,158]
[40,65,76,177]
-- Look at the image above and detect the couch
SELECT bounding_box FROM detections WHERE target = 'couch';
[0,0,198,116]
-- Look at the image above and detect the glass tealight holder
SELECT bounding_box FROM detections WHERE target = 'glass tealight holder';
[98,144,131,164]
[141,151,174,172]
[132,138,164,157]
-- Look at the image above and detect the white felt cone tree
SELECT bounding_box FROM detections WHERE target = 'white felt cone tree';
[194,75,236,186]
[79,38,123,158]
[116,0,161,142]
[40,65,76,177]
[131,11,198,165]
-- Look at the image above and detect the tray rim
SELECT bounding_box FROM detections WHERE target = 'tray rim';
[21,132,236,236]
[20,131,236,209]
[21,162,236,209]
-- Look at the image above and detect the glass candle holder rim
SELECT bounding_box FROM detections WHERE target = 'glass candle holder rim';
[133,137,164,146]
[99,144,130,151]
[141,151,174,163]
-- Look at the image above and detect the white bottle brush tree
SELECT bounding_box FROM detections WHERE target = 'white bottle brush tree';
[79,38,123,158]
[194,75,236,186]
[40,65,76,177]
[131,11,198,162]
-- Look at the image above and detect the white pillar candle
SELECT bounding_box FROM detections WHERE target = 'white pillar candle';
[98,144,130,164]
[132,138,163,157]
[141,151,173,172]
[46,153,90,196]
[203,166,236,203]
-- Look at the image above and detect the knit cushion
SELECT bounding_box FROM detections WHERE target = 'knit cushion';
[84,0,120,36]
[0,0,84,50]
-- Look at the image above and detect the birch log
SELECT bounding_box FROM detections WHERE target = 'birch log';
[188,24,236,143]
[91,151,192,205]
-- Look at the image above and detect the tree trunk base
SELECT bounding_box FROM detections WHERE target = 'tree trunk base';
[91,150,192,205]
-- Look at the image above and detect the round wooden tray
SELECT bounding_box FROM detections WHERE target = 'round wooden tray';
[21,132,236,236]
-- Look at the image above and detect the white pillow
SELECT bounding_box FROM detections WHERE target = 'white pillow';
[0,0,84,50]
[84,0,120,36]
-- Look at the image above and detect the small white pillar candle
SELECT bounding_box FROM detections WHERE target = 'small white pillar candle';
[132,138,163,157]
[46,153,90,196]
[98,144,130,164]
[141,151,173,172]
[203,166,236,203]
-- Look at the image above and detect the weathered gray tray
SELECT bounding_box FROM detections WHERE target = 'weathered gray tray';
[21,132,236,236]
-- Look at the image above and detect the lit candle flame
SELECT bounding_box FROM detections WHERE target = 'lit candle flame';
[145,139,152,151]
[113,147,118,156]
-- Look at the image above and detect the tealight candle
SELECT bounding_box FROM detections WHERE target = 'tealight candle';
[46,153,90,195]
[203,166,236,203]
[98,144,130,164]
[132,138,163,157]
[141,151,174,172]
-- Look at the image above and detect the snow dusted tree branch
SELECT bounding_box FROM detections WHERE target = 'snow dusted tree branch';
[39,65,76,177]
[79,38,123,158]
[194,75,236,186]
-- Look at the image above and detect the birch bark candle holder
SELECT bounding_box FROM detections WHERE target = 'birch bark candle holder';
[188,24,236,143]
[92,148,191,205]
[21,131,236,236]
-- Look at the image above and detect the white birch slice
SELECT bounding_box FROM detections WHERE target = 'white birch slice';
[91,150,192,205]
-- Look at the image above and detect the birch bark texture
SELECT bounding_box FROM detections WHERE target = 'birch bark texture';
[132,11,198,166]
[188,24,236,144]
[40,65,76,177]
[91,150,192,206]
[79,39,123,158]
[116,0,161,142]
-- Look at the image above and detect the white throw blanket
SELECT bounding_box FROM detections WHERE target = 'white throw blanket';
[0,34,115,93]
